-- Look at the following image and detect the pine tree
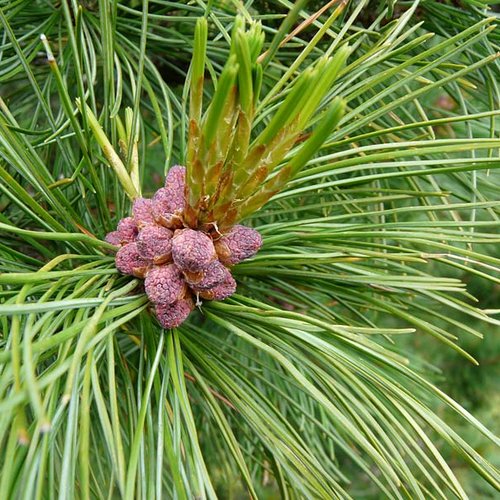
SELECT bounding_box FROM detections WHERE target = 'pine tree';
[0,0,499,497]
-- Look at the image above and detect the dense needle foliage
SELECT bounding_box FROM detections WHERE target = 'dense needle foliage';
[0,0,499,498]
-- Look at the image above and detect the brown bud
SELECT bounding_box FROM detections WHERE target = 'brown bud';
[182,269,205,285]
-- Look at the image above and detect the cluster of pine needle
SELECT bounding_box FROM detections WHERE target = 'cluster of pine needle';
[0,0,499,498]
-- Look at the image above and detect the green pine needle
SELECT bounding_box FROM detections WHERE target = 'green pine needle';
[0,0,499,498]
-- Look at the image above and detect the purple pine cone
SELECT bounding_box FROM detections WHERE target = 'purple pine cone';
[152,166,186,228]
[165,165,186,199]
[116,242,150,278]
[105,217,138,246]
[199,274,237,301]
[172,228,216,273]
[132,198,155,227]
[136,225,173,264]
[155,297,194,329]
[187,260,231,291]
[144,264,186,305]
[118,217,138,237]
[151,188,183,229]
[105,231,123,246]
[215,225,262,266]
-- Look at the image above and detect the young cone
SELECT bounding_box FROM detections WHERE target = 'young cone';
[115,242,150,277]
[144,264,186,305]
[172,228,217,272]
[136,225,173,264]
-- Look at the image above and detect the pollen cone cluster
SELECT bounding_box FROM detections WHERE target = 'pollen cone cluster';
[106,166,262,329]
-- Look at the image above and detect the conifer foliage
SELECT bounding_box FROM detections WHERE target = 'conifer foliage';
[0,0,499,498]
